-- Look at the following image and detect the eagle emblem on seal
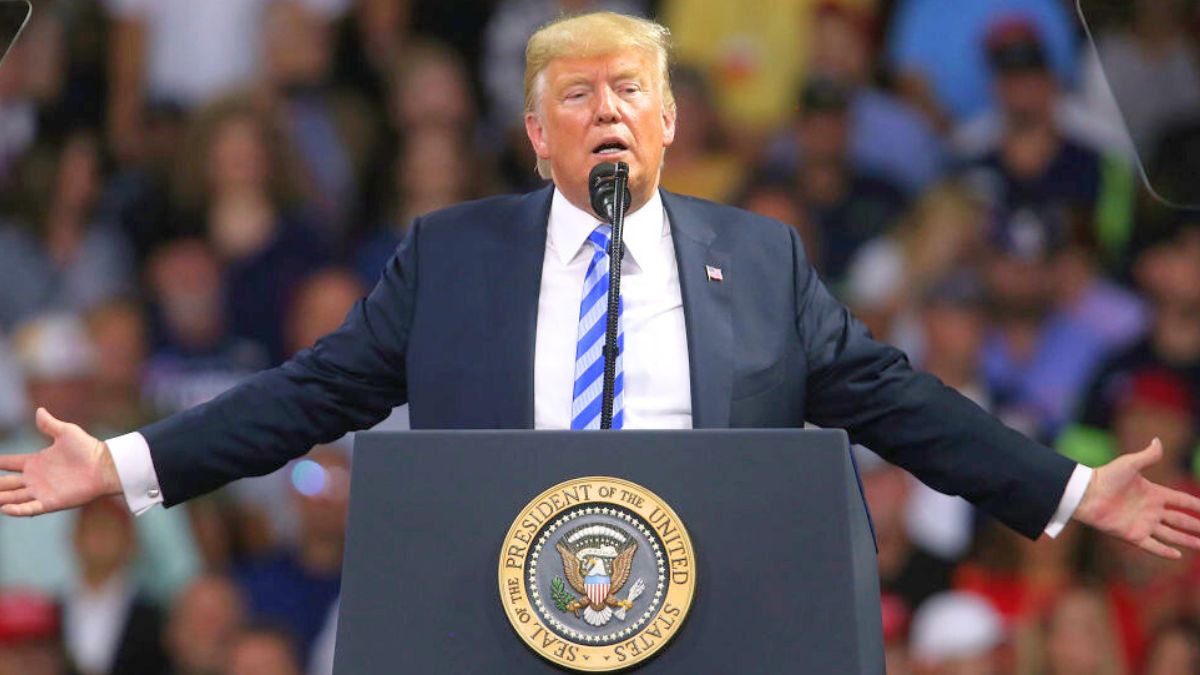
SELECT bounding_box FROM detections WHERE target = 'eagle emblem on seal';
[552,524,646,627]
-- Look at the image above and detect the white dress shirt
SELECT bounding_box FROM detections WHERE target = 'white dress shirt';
[107,187,1090,535]
[63,573,135,675]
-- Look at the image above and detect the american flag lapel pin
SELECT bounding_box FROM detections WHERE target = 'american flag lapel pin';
[705,265,724,282]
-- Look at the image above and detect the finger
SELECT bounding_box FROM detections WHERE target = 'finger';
[1,499,46,518]
[1155,524,1200,551]
[35,407,68,439]
[0,454,31,472]
[1166,489,1200,515]
[0,475,23,491]
[1164,509,1200,534]
[0,488,31,506]
[1130,437,1164,471]
[1139,536,1182,560]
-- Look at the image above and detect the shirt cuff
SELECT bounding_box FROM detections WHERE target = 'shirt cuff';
[106,431,163,516]
[1043,464,1093,539]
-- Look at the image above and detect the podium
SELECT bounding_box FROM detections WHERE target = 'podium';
[333,430,883,673]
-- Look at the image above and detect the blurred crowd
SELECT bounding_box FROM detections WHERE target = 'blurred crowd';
[1,0,1200,673]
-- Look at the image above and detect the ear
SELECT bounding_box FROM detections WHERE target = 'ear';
[660,102,678,149]
[524,112,552,161]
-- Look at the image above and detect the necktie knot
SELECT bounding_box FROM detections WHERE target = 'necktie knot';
[587,224,613,255]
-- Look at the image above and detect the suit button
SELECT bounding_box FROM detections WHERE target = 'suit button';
[148,488,160,499]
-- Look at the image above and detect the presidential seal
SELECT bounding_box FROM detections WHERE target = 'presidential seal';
[499,477,696,672]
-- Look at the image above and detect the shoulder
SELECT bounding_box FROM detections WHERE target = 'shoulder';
[414,187,551,239]
[663,190,797,243]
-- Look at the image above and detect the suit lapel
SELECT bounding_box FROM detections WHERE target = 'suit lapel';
[662,191,733,428]
[490,184,553,429]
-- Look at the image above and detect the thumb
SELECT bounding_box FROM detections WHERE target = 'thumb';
[1129,437,1164,471]
[35,407,68,439]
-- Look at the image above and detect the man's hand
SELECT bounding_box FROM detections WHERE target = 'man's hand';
[0,408,122,517]
[1074,438,1200,560]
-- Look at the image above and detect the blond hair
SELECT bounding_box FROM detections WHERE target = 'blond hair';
[524,12,674,178]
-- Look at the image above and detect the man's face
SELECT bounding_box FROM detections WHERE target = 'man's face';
[525,50,676,216]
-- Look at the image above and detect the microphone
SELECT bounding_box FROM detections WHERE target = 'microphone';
[585,161,629,430]
[588,162,632,224]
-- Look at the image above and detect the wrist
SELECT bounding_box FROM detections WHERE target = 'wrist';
[98,441,123,497]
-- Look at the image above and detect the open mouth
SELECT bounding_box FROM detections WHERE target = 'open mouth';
[592,140,629,156]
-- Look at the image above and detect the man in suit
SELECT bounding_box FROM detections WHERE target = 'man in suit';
[2,13,1199,559]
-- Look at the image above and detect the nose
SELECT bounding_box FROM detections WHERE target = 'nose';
[594,85,620,124]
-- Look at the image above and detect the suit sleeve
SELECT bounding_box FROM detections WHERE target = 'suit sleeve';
[139,220,423,507]
[789,228,1076,539]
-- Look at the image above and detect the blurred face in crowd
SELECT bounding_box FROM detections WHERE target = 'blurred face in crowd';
[73,499,135,582]
[1138,228,1200,308]
[525,49,677,216]
[916,653,1003,675]
[809,9,871,85]
[392,48,473,133]
[286,270,364,356]
[55,132,100,214]
[399,130,472,220]
[985,254,1052,319]
[1044,589,1117,675]
[265,0,332,88]
[797,109,850,165]
[1144,624,1200,675]
[920,303,985,374]
[996,69,1056,127]
[1114,401,1193,483]
[167,575,246,675]
[87,303,147,393]
[225,631,299,675]
[149,240,225,350]
[293,446,351,546]
[207,115,270,197]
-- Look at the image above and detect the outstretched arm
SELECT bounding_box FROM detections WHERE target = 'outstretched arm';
[787,227,1200,557]
[0,220,423,515]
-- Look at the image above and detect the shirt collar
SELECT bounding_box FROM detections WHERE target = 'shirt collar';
[547,186,669,274]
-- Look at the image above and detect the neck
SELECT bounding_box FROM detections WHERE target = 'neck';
[556,181,657,222]
[81,566,122,592]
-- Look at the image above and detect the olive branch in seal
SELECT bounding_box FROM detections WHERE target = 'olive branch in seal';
[551,576,576,612]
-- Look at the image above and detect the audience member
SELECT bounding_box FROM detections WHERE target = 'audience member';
[225,624,302,675]
[1018,586,1126,675]
[956,18,1134,272]
[765,2,944,195]
[0,128,134,333]
[62,497,169,675]
[141,239,268,418]
[1142,619,1200,675]
[980,206,1109,440]
[1080,0,1200,154]
[845,182,986,357]
[887,1,1078,128]
[658,67,744,203]
[909,591,1009,675]
[165,574,246,675]
[0,589,63,675]
[234,446,348,664]
[0,314,199,602]
[173,93,331,365]
[781,76,908,289]
[85,299,154,434]
[1061,221,1200,469]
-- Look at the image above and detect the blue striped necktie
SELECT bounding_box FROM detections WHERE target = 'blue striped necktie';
[571,224,624,429]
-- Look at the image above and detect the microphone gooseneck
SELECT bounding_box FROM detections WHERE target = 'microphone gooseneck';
[587,162,630,430]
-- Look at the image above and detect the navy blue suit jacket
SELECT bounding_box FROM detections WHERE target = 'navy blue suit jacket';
[141,186,1076,538]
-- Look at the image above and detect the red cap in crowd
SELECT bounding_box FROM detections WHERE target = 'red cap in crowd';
[0,589,58,645]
